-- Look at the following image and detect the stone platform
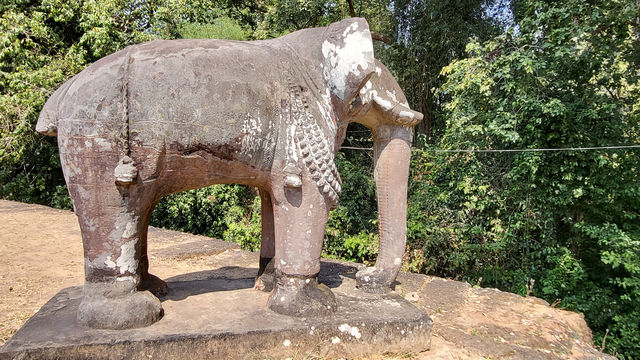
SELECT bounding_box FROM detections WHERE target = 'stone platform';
[0,200,615,359]
[0,263,432,360]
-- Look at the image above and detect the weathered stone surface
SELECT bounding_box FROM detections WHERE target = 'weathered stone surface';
[0,200,614,359]
[0,269,431,360]
[394,273,614,359]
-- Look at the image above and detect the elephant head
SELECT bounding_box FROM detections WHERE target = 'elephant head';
[285,18,423,292]
[293,18,423,292]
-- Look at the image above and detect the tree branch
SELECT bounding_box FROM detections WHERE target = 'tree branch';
[346,0,356,17]
[371,31,393,45]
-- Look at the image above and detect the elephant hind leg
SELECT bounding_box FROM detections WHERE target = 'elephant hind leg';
[69,179,163,329]
[255,189,275,292]
[138,203,169,297]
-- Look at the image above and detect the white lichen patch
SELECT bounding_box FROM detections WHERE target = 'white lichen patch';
[116,240,138,274]
[338,323,361,339]
[385,90,398,103]
[331,336,341,344]
[384,299,402,308]
[394,257,402,266]
[116,276,136,283]
[322,23,373,100]
[359,80,373,97]
[342,22,358,37]
[287,121,298,162]
[123,221,137,239]
[94,138,113,151]
[283,339,291,347]
[398,110,415,119]
[104,256,116,269]
[316,99,335,133]
[83,217,98,232]
[66,161,83,178]
[373,95,394,111]
[239,112,275,162]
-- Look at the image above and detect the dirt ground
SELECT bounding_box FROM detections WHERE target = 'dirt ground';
[0,201,84,345]
[0,200,614,359]
[0,199,244,346]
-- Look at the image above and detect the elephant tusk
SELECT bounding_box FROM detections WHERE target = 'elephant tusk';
[372,95,423,126]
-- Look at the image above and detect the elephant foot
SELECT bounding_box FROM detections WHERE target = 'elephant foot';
[254,256,275,292]
[254,273,274,292]
[356,266,395,294]
[78,282,163,329]
[141,273,169,297]
[267,271,337,317]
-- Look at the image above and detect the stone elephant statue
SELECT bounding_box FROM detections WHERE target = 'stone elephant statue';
[36,17,423,329]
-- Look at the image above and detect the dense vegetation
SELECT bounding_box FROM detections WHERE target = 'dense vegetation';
[1,1,638,357]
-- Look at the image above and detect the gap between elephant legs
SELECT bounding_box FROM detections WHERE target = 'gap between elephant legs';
[266,181,337,317]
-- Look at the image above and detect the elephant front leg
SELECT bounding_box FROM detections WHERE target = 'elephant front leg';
[267,180,337,317]
[69,180,163,329]
[255,189,275,292]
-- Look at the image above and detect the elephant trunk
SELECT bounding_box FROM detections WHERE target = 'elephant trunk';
[356,124,412,292]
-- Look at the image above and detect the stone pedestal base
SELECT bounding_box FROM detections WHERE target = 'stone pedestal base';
[0,267,432,359]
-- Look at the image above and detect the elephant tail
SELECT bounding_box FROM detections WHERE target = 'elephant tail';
[35,74,77,136]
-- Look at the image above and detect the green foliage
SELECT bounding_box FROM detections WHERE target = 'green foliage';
[149,184,263,251]
[426,0,640,357]
[147,0,259,39]
[222,196,262,251]
[323,150,378,263]
[178,17,249,40]
[0,0,152,208]
[150,185,250,237]
[577,223,640,356]
[381,0,502,137]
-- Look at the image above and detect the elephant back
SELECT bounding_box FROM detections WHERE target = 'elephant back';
[125,39,284,173]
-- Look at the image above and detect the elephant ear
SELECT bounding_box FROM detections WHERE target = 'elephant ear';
[321,18,375,103]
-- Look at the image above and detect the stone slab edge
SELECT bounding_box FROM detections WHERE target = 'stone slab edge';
[0,286,432,360]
